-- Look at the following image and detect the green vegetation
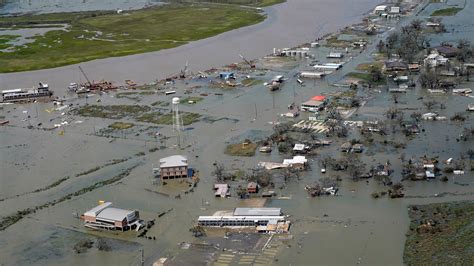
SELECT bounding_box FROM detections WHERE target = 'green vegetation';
[225,141,257,156]
[325,36,352,47]
[109,121,134,130]
[404,201,474,265]
[0,35,20,50]
[75,105,150,119]
[180,96,203,104]
[151,101,170,107]
[346,72,386,85]
[115,91,155,100]
[0,4,265,73]
[431,7,463,16]
[356,62,383,71]
[75,105,201,125]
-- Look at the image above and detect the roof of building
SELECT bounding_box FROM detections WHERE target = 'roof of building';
[390,6,400,13]
[233,207,281,216]
[160,155,188,168]
[301,100,324,107]
[84,202,113,217]
[433,46,460,56]
[283,156,307,165]
[247,182,258,189]
[198,215,285,222]
[311,95,326,101]
[84,202,135,222]
[375,5,387,11]
[293,143,305,151]
[385,61,408,69]
[97,207,134,221]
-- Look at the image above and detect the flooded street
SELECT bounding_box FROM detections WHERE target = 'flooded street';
[1,0,473,265]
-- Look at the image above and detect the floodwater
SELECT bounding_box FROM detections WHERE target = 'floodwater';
[0,0,162,15]
[0,0,473,265]
[0,0,382,90]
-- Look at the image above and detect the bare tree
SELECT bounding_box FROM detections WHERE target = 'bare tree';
[423,100,439,110]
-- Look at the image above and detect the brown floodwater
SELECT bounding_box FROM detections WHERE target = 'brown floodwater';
[1,0,473,265]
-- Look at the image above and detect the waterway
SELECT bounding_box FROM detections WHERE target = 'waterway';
[0,0,382,90]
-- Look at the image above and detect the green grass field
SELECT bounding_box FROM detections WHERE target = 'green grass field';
[431,7,463,16]
[404,201,474,265]
[0,4,266,73]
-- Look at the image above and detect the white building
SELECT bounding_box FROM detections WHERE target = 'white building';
[424,51,448,67]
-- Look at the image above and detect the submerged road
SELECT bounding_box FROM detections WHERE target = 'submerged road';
[0,0,382,90]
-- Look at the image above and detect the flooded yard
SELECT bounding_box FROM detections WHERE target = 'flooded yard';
[0,0,473,265]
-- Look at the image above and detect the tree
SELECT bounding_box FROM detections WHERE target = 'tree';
[410,19,423,31]
[423,100,438,110]
[189,225,205,237]
[392,94,399,104]
[377,40,385,53]
[420,67,441,88]
[410,112,422,122]
[385,107,403,120]
[213,162,226,182]
[457,39,472,62]
[346,155,366,180]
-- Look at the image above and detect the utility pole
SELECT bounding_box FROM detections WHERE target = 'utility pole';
[140,249,144,266]
[254,103,257,120]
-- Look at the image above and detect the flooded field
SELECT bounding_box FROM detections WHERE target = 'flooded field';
[1,0,473,265]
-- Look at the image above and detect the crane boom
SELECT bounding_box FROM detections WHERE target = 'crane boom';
[78,66,91,84]
[239,54,255,68]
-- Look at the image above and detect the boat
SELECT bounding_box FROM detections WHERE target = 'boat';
[1,82,53,103]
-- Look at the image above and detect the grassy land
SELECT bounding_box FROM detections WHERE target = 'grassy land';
[75,104,201,125]
[75,105,150,119]
[109,121,134,129]
[0,35,20,50]
[180,96,203,104]
[0,4,265,73]
[404,201,474,265]
[431,7,463,16]
[225,142,257,156]
[346,72,386,85]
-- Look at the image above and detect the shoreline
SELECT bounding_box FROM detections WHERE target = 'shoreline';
[0,0,383,90]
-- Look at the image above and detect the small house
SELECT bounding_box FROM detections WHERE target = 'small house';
[432,45,460,58]
[384,61,407,72]
[390,6,400,14]
[352,143,364,153]
[219,72,235,80]
[341,142,352,152]
[374,5,388,14]
[408,63,420,72]
[247,182,259,193]
[327,52,344,59]
[283,156,307,170]
[424,51,448,67]
[301,100,325,112]
[214,184,230,198]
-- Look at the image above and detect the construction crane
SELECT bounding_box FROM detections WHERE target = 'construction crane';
[239,54,255,68]
[179,61,189,79]
[78,65,91,85]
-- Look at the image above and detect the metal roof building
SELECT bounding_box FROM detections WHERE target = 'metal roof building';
[82,202,142,231]
[159,155,188,168]
[233,207,281,216]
